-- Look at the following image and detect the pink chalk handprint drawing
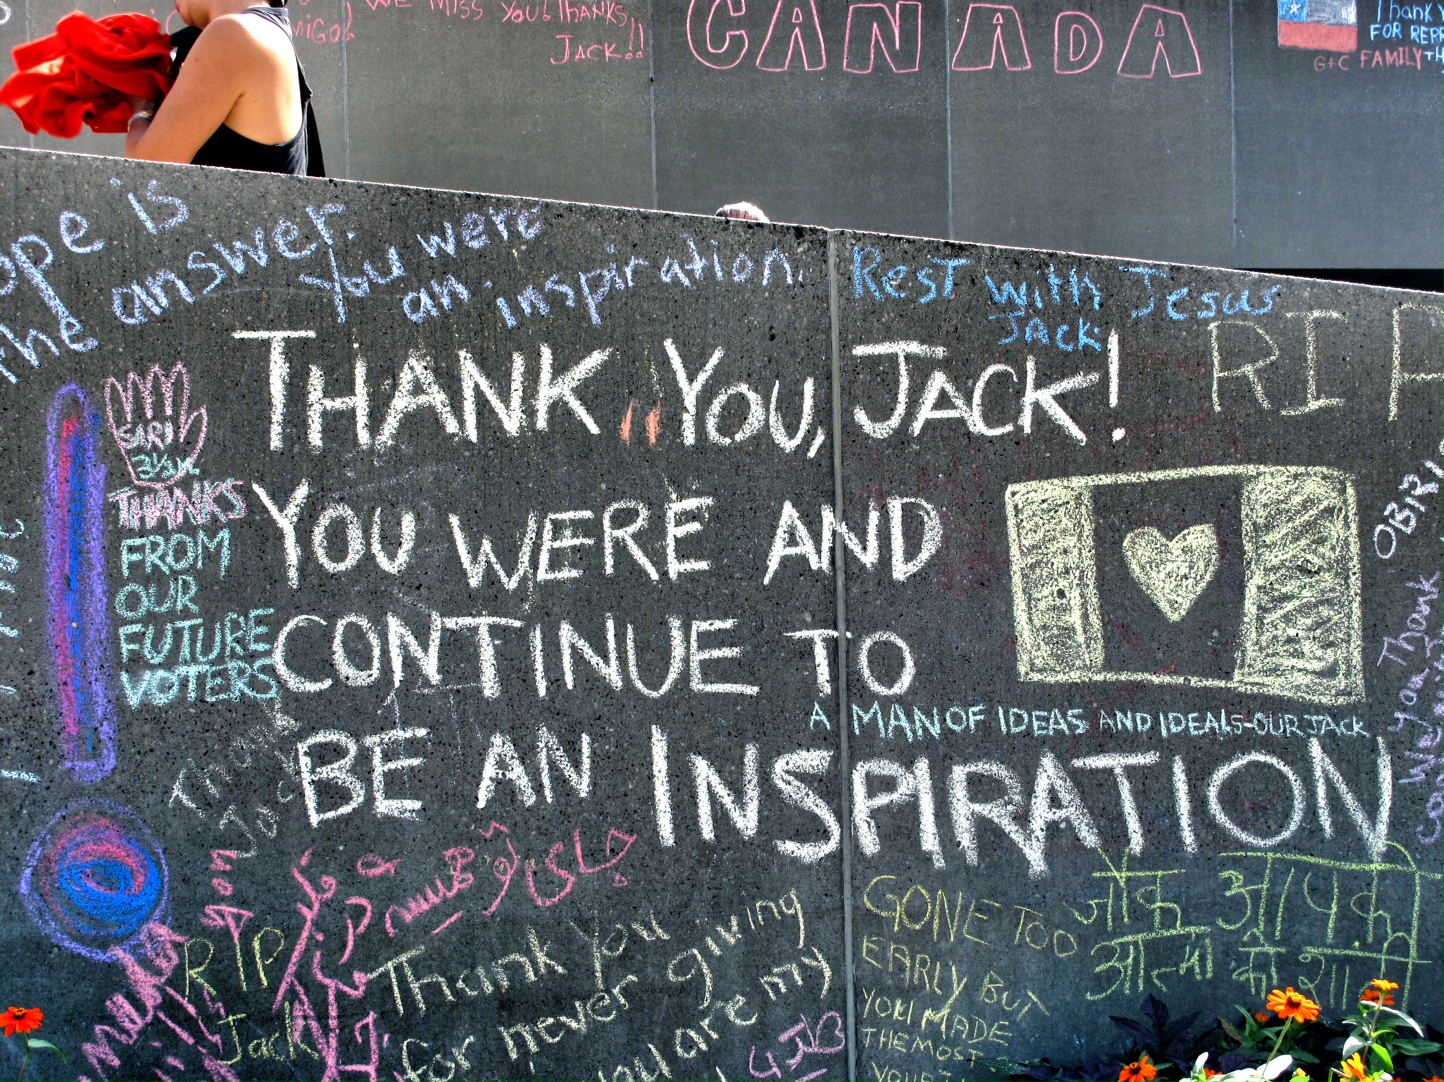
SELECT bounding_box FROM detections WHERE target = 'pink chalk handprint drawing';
[104,363,208,488]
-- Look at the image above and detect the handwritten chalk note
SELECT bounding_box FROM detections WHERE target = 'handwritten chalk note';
[0,148,1437,1082]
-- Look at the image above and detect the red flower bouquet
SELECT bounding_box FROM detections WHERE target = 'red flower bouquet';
[0,11,175,137]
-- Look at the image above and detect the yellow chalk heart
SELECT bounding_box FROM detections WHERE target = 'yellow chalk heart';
[1122,524,1219,623]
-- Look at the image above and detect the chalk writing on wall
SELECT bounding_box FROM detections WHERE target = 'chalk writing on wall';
[1283,0,1444,67]
[0,149,1438,1082]
[685,0,1207,77]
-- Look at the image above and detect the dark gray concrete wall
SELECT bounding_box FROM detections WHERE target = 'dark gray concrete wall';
[0,148,1438,1082]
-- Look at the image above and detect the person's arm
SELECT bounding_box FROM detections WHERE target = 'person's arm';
[126,17,253,163]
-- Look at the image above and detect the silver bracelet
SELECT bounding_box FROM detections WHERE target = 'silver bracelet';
[128,110,155,127]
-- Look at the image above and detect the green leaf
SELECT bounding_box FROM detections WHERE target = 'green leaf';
[1369,1042,1393,1072]
[1392,1038,1443,1055]
[1373,1005,1424,1034]
[24,1038,65,1060]
[1290,1048,1319,1064]
[1342,1035,1366,1058]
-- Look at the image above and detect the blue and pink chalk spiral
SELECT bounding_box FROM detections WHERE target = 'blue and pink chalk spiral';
[19,800,169,962]
[44,385,115,784]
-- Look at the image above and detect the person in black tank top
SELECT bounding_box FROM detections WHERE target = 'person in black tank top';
[124,0,323,176]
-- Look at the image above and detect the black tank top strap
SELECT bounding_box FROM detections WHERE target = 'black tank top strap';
[240,4,292,34]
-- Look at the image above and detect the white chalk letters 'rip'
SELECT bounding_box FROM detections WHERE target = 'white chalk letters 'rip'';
[1122,524,1219,623]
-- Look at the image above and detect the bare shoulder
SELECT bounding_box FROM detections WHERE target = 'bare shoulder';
[190,11,291,70]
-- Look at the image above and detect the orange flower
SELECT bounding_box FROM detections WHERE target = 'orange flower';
[0,1006,42,1037]
[1340,1052,1368,1080]
[1362,977,1400,1005]
[1118,1053,1158,1082]
[1255,1011,1272,1023]
[1265,986,1321,1024]
[1203,1070,1221,1079]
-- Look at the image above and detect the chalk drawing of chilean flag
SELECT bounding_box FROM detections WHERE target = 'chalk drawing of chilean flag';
[1278,0,1358,52]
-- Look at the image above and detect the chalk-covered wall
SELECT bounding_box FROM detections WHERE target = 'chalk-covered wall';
[0,147,1439,1082]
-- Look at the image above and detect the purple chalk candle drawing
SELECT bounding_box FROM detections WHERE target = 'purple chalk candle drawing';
[45,384,116,784]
